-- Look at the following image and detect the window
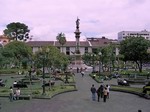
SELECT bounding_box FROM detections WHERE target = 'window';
[66,47,70,55]
[85,47,88,53]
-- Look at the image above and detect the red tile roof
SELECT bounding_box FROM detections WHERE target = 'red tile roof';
[87,37,114,47]
[0,35,9,39]
[26,41,54,47]
[26,37,117,47]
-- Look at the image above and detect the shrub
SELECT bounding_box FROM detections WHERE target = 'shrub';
[0,69,18,74]
[32,90,40,95]
[1,90,8,93]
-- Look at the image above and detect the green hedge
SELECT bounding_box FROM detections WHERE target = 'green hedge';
[89,73,103,83]
[112,70,150,76]
[0,69,18,74]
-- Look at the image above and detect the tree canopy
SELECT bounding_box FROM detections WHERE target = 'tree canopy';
[119,36,150,72]
[34,45,69,71]
[3,22,30,41]
[56,33,66,52]
[3,41,32,59]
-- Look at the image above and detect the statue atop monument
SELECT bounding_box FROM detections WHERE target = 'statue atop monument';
[76,17,80,29]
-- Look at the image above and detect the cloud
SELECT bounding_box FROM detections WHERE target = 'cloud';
[0,0,150,41]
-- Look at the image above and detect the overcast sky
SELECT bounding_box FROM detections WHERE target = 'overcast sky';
[0,0,150,41]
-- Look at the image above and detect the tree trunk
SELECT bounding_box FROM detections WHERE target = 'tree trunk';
[135,61,143,73]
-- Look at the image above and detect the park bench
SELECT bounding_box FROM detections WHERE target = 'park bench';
[18,95,32,100]
[13,83,28,88]
[44,81,55,87]
[117,79,130,86]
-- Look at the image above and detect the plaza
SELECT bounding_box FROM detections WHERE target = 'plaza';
[0,70,149,112]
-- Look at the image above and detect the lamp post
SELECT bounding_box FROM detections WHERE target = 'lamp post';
[98,52,102,81]
[28,57,33,98]
[91,53,95,73]
[42,55,46,95]
[42,48,49,94]
[29,59,32,96]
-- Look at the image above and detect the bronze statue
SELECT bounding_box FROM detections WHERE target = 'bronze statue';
[76,17,80,29]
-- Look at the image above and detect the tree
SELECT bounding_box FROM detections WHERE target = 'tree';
[56,33,66,52]
[120,36,150,72]
[2,41,32,68]
[3,22,30,41]
[34,45,69,70]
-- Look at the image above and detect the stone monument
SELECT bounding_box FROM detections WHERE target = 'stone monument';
[72,17,82,65]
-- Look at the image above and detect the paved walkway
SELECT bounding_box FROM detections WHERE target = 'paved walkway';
[0,73,150,112]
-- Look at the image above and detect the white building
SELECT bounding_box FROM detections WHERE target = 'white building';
[118,30,150,41]
[26,37,117,56]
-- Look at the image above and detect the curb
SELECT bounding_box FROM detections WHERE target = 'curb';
[33,89,78,99]
[32,84,77,99]
[0,85,78,100]
[110,88,150,100]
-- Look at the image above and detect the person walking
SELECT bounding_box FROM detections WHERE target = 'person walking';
[97,85,103,102]
[16,88,21,100]
[90,84,96,101]
[106,84,110,99]
[100,85,104,98]
[77,67,79,73]
[81,71,85,77]
[103,87,108,102]
[9,86,14,102]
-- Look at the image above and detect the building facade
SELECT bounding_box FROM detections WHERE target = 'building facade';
[0,35,10,46]
[118,30,150,41]
[26,37,118,56]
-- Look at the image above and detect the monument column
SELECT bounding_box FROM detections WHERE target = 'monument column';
[74,17,81,54]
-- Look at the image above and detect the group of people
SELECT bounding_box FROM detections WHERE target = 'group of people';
[9,86,20,102]
[90,84,110,102]
[77,67,86,77]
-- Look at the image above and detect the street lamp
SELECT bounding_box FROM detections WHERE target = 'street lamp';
[28,58,32,97]
[98,52,102,81]
[41,48,49,95]
[42,55,46,95]
[91,53,96,73]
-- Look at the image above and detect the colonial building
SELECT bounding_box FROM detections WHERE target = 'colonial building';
[0,35,10,46]
[26,37,118,55]
[118,30,150,41]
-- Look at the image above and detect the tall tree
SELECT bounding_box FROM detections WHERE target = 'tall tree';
[120,36,150,72]
[2,41,32,68]
[34,45,69,70]
[3,22,30,41]
[56,33,66,52]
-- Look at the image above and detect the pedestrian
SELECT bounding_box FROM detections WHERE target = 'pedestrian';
[77,67,79,73]
[106,84,110,99]
[100,85,104,98]
[81,71,84,77]
[90,84,96,101]
[13,92,17,100]
[96,85,103,102]
[80,67,83,73]
[9,86,14,102]
[103,87,108,102]
[16,88,21,100]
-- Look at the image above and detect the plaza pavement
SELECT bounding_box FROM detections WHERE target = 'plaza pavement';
[0,72,150,112]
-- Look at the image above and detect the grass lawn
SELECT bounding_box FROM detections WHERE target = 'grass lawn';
[111,85,143,93]
[0,73,76,99]
[89,73,104,83]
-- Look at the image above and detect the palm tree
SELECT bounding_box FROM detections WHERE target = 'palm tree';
[56,33,66,53]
